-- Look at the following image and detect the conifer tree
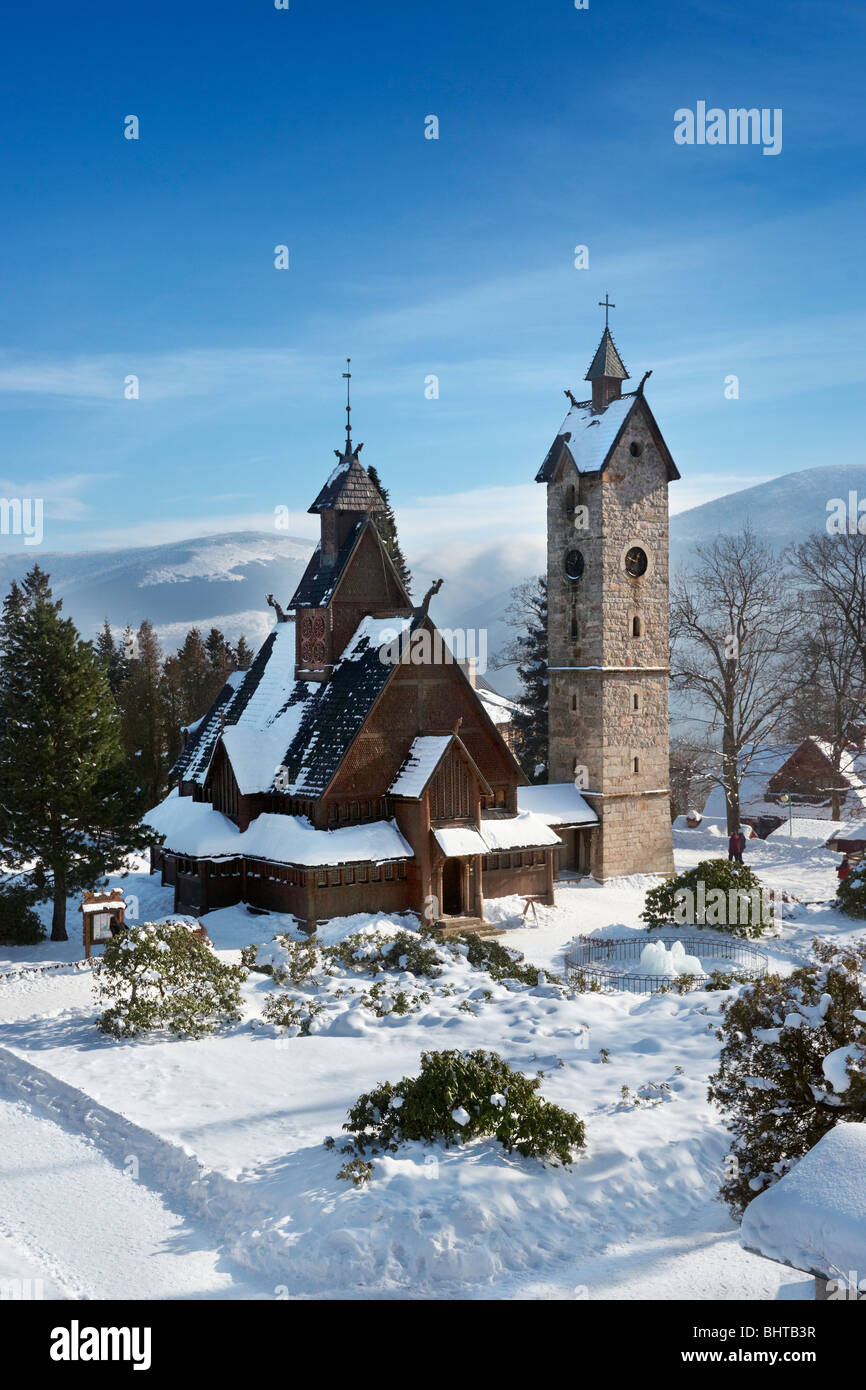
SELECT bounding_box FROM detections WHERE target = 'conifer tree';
[95,618,130,701]
[235,634,254,669]
[494,576,548,782]
[0,568,154,941]
[367,465,412,593]
[204,626,234,678]
[120,620,168,808]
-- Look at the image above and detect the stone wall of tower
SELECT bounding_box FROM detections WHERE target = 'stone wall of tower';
[546,399,675,879]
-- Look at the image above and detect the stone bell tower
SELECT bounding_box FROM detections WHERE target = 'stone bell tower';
[535,299,679,879]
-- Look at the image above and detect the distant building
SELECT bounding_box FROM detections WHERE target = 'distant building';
[699,738,866,838]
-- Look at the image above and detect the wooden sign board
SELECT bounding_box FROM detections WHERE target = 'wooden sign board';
[81,894,127,960]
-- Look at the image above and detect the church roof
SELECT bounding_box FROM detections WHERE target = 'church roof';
[536,392,638,479]
[171,627,317,790]
[308,451,386,514]
[277,613,417,797]
[145,789,413,867]
[584,326,629,381]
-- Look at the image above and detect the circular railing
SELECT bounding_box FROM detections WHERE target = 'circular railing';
[563,933,768,995]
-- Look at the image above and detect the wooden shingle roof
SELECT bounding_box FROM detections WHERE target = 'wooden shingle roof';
[308,452,386,514]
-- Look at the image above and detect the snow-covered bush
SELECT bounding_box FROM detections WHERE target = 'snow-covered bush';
[94,921,247,1039]
[327,928,443,978]
[448,933,547,987]
[0,882,45,945]
[835,859,866,918]
[708,939,866,1215]
[641,859,772,938]
[261,992,324,1035]
[243,934,321,985]
[338,1048,585,1182]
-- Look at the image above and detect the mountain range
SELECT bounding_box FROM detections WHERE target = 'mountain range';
[0,464,859,697]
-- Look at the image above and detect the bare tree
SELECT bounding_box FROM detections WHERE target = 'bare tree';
[671,528,801,834]
[787,532,866,818]
[668,734,718,821]
[792,531,866,679]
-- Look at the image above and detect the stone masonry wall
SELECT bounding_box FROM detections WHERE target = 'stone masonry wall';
[546,396,675,878]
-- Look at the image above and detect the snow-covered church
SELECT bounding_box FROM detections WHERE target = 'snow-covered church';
[146,398,596,930]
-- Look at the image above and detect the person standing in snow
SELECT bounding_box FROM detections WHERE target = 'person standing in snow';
[728,830,740,863]
[737,829,746,863]
[837,854,851,883]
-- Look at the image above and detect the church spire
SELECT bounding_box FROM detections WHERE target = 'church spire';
[585,296,630,411]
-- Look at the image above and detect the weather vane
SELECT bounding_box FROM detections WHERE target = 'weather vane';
[342,358,352,449]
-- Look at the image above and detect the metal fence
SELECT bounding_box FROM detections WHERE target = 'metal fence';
[563,934,769,995]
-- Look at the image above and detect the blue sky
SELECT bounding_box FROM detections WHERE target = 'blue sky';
[0,0,864,557]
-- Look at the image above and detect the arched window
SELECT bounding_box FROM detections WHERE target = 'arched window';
[632,615,642,638]
[633,756,640,774]
[632,691,640,711]
[565,484,575,516]
[571,604,579,641]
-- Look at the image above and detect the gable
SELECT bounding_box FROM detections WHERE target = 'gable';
[428,743,480,823]
[536,389,679,484]
[324,633,524,804]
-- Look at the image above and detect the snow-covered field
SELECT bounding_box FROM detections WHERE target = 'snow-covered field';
[0,826,858,1301]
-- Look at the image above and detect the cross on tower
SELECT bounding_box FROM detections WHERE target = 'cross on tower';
[598,294,615,328]
[342,358,352,450]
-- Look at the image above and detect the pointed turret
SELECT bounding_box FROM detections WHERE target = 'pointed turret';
[308,360,386,565]
[585,326,629,411]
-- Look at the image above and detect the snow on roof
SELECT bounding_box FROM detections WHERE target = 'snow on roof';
[82,899,125,914]
[826,819,866,844]
[479,811,562,851]
[432,812,561,858]
[476,687,519,725]
[765,817,849,843]
[516,783,598,827]
[144,790,413,867]
[547,394,636,475]
[341,613,412,662]
[740,1124,866,1280]
[434,825,488,857]
[390,736,453,798]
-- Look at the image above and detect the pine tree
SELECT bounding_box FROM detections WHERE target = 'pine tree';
[235,634,254,669]
[0,568,154,941]
[204,626,234,678]
[119,620,167,808]
[161,627,228,768]
[95,618,130,701]
[493,576,548,782]
[367,465,412,593]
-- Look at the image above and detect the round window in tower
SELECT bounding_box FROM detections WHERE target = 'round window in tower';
[564,548,585,580]
[624,546,648,578]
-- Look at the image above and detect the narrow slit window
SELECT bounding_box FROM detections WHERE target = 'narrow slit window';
[632,615,642,638]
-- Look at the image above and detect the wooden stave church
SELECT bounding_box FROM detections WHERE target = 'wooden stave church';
[146,407,597,931]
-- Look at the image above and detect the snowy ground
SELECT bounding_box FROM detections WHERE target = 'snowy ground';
[1,826,859,1301]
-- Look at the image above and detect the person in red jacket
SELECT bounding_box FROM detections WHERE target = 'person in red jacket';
[837,854,851,883]
[728,831,740,863]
